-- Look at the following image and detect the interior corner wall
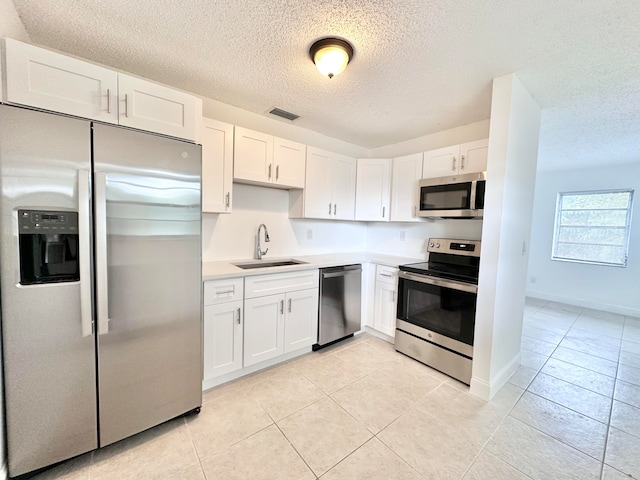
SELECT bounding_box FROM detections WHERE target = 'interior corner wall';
[0,0,30,41]
[202,98,369,158]
[471,74,541,400]
[368,119,490,159]
[527,162,640,317]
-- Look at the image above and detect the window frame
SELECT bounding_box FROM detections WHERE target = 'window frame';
[551,188,634,267]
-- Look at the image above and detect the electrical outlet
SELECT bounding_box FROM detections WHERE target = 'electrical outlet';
[400,230,406,242]
[307,229,313,240]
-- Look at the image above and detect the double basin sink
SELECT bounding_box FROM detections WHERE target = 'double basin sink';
[233,259,308,270]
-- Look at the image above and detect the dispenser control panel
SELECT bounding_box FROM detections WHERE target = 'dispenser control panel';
[19,210,78,234]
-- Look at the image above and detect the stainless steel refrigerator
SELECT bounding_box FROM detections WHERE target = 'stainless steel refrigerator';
[0,105,203,477]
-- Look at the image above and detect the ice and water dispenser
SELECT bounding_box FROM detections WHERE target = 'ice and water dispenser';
[18,209,80,285]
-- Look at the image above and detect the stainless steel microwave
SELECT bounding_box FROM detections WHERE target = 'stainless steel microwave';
[417,171,486,218]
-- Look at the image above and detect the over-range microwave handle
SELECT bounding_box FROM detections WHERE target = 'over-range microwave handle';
[470,179,477,210]
[398,271,478,294]
[94,171,110,335]
[78,169,93,337]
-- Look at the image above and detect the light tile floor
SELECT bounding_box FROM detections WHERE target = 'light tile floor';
[32,298,640,479]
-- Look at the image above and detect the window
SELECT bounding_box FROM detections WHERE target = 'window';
[552,189,634,267]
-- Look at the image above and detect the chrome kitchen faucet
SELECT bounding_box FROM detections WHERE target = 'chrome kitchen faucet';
[256,223,270,260]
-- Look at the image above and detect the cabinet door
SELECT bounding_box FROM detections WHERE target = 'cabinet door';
[355,158,391,221]
[201,118,233,213]
[4,38,118,124]
[459,139,488,174]
[273,137,306,188]
[422,145,461,178]
[233,127,274,184]
[118,74,200,141]
[284,288,319,353]
[390,153,423,222]
[332,153,357,220]
[243,294,285,367]
[373,281,397,337]
[203,301,243,380]
[303,147,333,219]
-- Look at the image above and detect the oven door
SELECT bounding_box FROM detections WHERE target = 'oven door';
[396,272,477,348]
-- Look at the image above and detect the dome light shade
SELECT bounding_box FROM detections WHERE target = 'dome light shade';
[309,38,353,79]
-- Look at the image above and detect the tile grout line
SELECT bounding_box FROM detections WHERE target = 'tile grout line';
[598,317,626,480]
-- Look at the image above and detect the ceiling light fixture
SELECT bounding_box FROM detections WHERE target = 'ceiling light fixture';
[309,38,353,79]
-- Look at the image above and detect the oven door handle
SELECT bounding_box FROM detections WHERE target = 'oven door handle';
[399,271,478,294]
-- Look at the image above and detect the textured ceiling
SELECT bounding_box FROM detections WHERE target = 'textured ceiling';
[10,0,640,170]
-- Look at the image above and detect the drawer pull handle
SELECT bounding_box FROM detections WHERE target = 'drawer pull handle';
[280,299,284,314]
[236,308,241,324]
[106,89,111,114]
[216,289,235,295]
[288,298,292,312]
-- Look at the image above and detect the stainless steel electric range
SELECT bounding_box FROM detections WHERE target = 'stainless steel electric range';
[395,238,481,384]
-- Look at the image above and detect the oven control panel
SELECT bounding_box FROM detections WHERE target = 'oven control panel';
[427,238,481,257]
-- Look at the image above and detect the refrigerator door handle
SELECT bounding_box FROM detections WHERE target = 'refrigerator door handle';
[95,171,110,335]
[78,169,93,337]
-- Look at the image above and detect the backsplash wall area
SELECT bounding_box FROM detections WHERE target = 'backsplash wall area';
[202,184,484,262]
[202,184,367,261]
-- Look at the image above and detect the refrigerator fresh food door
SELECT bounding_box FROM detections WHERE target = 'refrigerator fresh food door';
[92,123,202,447]
[0,106,98,477]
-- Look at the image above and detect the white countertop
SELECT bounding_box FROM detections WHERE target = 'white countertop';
[202,252,423,281]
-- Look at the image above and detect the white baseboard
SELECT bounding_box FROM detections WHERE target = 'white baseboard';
[364,326,395,344]
[526,290,640,318]
[470,352,520,401]
[202,346,312,391]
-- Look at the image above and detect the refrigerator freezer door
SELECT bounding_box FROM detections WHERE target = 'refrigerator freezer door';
[0,106,98,477]
[92,124,202,447]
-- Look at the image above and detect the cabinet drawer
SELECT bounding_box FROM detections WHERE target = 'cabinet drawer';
[245,270,319,298]
[376,265,398,286]
[204,278,244,305]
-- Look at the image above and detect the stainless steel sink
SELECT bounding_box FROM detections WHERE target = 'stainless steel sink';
[233,259,308,269]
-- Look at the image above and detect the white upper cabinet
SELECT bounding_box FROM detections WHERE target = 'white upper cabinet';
[117,74,200,141]
[273,137,306,188]
[355,158,392,221]
[290,147,356,220]
[422,144,461,178]
[332,153,357,220]
[233,127,306,189]
[2,39,201,141]
[390,152,423,222]
[422,139,488,179]
[233,127,274,184]
[458,139,489,174]
[201,118,233,213]
[4,38,118,124]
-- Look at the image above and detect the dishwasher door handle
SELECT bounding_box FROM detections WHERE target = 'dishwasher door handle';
[322,270,360,279]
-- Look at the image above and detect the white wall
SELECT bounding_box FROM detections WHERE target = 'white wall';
[527,162,640,317]
[202,184,367,261]
[203,98,369,158]
[369,119,490,158]
[471,74,541,400]
[364,220,483,259]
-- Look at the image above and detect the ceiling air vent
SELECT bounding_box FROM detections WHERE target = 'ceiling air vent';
[269,107,299,121]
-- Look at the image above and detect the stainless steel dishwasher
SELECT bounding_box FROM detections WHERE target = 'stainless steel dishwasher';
[314,264,362,350]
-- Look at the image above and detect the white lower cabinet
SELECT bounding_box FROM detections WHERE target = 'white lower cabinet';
[243,294,285,367]
[203,278,244,382]
[372,265,398,337]
[284,288,319,353]
[244,270,320,366]
[203,300,243,379]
